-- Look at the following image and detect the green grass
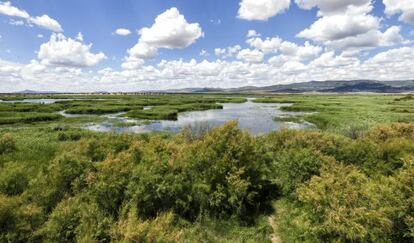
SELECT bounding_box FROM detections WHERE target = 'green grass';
[0,112,62,125]
[256,94,414,130]
[126,103,223,120]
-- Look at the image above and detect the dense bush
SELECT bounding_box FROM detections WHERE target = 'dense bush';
[0,133,16,154]
[28,153,93,212]
[126,121,278,221]
[0,163,29,196]
[1,122,414,242]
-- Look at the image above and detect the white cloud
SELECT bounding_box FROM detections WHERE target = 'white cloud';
[28,15,63,32]
[297,14,378,42]
[247,30,261,38]
[37,34,44,38]
[247,37,282,54]
[114,28,131,36]
[295,0,372,16]
[38,33,106,67]
[215,48,226,57]
[3,46,414,92]
[238,0,290,21]
[0,2,62,32]
[383,0,414,24]
[246,34,322,61]
[9,19,24,26]
[237,49,264,63]
[296,0,406,50]
[0,1,29,18]
[76,32,83,41]
[138,7,203,49]
[215,45,242,58]
[124,7,203,68]
[200,49,209,56]
[127,42,157,60]
[121,56,145,70]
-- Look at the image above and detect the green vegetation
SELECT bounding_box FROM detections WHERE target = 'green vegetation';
[1,93,414,242]
[255,94,414,131]
[126,103,223,120]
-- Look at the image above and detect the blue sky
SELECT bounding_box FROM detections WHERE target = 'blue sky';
[0,0,413,92]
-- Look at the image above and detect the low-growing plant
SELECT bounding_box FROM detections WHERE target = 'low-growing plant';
[0,133,16,154]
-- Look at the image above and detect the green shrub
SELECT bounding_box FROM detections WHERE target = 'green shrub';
[271,148,334,195]
[293,162,396,242]
[0,195,43,242]
[111,206,182,243]
[29,153,93,211]
[0,133,16,154]
[0,162,29,196]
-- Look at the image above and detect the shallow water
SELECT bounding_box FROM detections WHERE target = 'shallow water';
[84,101,312,135]
[0,98,77,104]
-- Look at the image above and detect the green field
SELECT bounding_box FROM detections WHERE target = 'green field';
[1,93,414,242]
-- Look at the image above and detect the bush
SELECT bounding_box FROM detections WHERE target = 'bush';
[271,148,334,195]
[0,162,29,196]
[37,196,112,243]
[111,206,182,242]
[127,121,278,222]
[0,133,16,154]
[294,162,397,242]
[0,195,43,242]
[29,153,93,211]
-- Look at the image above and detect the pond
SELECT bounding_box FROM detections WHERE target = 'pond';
[84,100,313,135]
[0,98,77,104]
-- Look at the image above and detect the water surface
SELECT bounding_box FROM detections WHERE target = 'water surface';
[85,101,312,135]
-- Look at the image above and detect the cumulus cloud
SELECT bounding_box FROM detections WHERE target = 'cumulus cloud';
[247,30,261,38]
[247,37,282,54]
[0,1,62,32]
[245,34,322,61]
[124,7,203,69]
[139,8,203,49]
[237,49,264,63]
[296,0,406,50]
[114,28,131,36]
[9,19,24,26]
[28,15,63,32]
[383,0,414,24]
[238,0,290,21]
[297,14,378,42]
[38,33,106,67]
[215,45,242,58]
[0,1,29,18]
[200,49,209,56]
[3,45,414,92]
[295,0,372,16]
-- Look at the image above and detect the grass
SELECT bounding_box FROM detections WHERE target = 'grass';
[255,94,414,131]
[0,112,62,125]
[126,103,223,120]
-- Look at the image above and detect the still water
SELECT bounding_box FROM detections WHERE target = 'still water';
[0,99,77,104]
[84,101,312,135]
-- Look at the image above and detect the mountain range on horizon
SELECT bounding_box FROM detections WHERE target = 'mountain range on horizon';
[10,80,414,94]
[157,80,414,94]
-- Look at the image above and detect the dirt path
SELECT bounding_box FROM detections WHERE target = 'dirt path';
[268,216,282,243]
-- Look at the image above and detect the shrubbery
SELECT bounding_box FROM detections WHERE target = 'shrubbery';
[0,133,16,154]
[1,122,414,242]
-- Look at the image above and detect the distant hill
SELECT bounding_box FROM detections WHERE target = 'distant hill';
[166,80,414,93]
[16,90,58,94]
[11,80,414,94]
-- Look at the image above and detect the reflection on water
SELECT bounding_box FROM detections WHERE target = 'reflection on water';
[0,98,78,104]
[84,101,312,135]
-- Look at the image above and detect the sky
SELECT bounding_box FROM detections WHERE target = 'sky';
[0,0,413,92]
